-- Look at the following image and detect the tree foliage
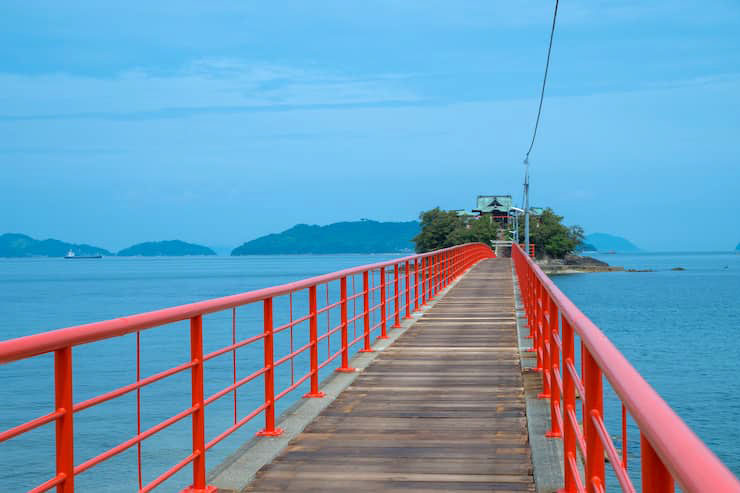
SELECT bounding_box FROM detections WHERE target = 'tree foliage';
[413,208,499,253]
[414,206,582,258]
[448,216,500,245]
[518,208,583,258]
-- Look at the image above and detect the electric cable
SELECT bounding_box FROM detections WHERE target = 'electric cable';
[524,0,559,161]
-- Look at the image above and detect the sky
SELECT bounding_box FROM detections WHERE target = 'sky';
[1,1,739,252]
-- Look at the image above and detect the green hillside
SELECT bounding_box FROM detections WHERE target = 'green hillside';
[118,240,215,256]
[232,220,419,255]
[0,233,112,257]
[584,233,640,252]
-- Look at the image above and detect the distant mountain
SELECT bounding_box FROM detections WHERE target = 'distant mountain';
[0,233,112,258]
[232,220,420,255]
[584,233,640,252]
[118,240,216,256]
[575,242,597,252]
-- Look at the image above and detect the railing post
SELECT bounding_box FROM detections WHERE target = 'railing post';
[560,316,577,493]
[440,252,445,289]
[425,255,434,304]
[581,340,587,439]
[622,404,628,470]
[413,258,420,312]
[537,281,545,371]
[546,296,561,437]
[427,256,434,301]
[359,271,374,353]
[379,267,389,339]
[392,263,402,328]
[421,257,427,306]
[257,301,285,435]
[539,290,551,397]
[437,253,441,291]
[404,260,412,319]
[441,252,446,288]
[431,254,436,299]
[641,434,674,492]
[187,316,219,492]
[55,347,74,493]
[429,255,434,299]
[584,348,605,493]
[304,286,325,397]
[337,277,355,373]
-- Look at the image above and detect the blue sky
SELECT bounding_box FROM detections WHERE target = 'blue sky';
[1,1,739,251]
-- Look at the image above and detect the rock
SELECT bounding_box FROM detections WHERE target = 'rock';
[563,254,609,267]
[626,269,654,272]
[670,267,686,271]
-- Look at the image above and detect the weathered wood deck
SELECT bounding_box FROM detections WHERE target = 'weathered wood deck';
[245,258,534,492]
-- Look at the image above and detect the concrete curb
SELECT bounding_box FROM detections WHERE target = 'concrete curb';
[512,264,565,493]
[209,266,473,492]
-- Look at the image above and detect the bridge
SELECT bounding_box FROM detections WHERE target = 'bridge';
[1,244,739,492]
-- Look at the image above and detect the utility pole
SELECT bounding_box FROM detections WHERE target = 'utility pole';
[520,0,558,257]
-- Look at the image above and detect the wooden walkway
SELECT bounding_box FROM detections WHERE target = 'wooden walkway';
[245,258,534,492]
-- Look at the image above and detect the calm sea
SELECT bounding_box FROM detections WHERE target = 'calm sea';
[554,251,740,488]
[1,252,738,490]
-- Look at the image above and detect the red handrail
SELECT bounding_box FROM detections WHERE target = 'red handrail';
[0,243,494,493]
[512,243,740,493]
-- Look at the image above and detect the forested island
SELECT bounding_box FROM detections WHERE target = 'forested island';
[412,207,623,273]
[232,220,420,255]
[0,233,111,257]
[414,207,583,258]
[117,240,215,256]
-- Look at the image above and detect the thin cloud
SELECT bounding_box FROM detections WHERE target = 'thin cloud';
[0,59,420,121]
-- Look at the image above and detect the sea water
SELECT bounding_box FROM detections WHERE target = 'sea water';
[0,252,738,491]
[0,254,400,492]
[553,252,740,488]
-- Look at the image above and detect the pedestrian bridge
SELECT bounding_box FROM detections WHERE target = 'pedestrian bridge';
[1,244,738,492]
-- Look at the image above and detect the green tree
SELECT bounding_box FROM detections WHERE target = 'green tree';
[413,208,461,253]
[448,216,499,245]
[518,208,583,258]
[413,208,499,253]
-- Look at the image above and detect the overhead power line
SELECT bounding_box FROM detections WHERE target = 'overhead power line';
[524,0,559,160]
[522,0,560,252]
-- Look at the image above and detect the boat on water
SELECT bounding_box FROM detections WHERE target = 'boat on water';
[64,250,102,259]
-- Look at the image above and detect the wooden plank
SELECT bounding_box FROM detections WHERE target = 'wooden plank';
[245,258,534,492]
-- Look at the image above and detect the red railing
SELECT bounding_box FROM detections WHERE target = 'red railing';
[519,243,536,257]
[0,243,494,493]
[512,244,740,493]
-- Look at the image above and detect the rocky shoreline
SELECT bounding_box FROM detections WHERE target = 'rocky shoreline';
[536,254,624,275]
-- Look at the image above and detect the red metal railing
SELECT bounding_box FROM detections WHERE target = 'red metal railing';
[0,243,494,493]
[519,243,536,257]
[512,244,740,493]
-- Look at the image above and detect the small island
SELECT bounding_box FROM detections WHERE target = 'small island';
[232,220,419,255]
[413,201,628,275]
[118,240,216,257]
[0,233,112,258]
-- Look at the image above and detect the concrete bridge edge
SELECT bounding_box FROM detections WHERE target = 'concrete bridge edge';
[512,263,567,493]
[208,260,483,492]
